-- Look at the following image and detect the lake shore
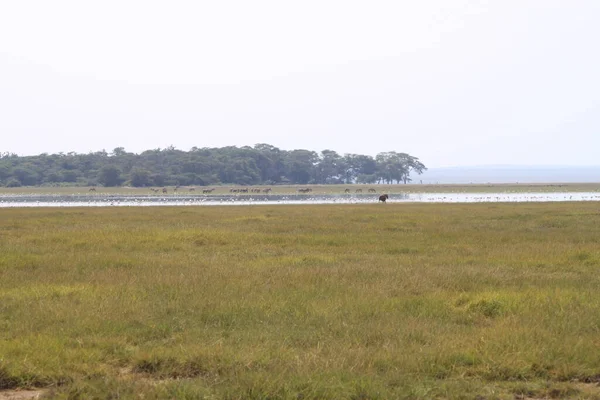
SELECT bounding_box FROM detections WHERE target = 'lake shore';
[1,182,600,196]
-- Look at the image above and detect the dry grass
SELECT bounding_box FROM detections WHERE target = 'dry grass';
[1,182,600,196]
[2,203,600,399]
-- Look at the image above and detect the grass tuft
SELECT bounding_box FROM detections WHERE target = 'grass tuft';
[3,203,600,397]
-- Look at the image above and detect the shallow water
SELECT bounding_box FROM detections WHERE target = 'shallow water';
[1,192,600,207]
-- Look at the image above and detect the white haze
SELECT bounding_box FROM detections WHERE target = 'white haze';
[1,0,599,168]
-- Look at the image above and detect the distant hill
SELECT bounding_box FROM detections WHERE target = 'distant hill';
[418,166,600,184]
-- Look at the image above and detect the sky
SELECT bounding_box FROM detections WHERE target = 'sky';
[0,1,599,168]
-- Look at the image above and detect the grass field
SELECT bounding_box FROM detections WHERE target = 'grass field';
[1,182,600,196]
[2,203,600,399]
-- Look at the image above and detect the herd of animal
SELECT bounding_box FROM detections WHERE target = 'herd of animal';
[344,188,377,193]
[88,186,389,202]
[230,187,272,193]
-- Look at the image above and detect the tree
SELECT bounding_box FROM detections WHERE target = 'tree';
[111,147,127,157]
[13,167,39,185]
[0,164,10,183]
[375,152,426,184]
[315,150,344,184]
[98,165,123,187]
[397,152,426,183]
[343,154,377,183]
[253,143,285,183]
[130,168,152,187]
[5,178,21,187]
[285,150,318,184]
[0,145,426,187]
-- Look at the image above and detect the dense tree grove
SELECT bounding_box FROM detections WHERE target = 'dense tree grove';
[0,145,426,187]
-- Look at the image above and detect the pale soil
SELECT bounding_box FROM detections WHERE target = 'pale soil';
[0,390,45,400]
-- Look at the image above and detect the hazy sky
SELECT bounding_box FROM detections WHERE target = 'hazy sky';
[1,1,599,168]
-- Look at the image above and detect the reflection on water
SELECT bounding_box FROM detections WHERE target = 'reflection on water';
[1,192,600,207]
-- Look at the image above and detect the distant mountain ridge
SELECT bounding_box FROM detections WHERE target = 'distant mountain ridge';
[418,166,600,184]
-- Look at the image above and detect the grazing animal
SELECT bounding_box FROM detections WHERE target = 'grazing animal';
[89,187,96,192]
[344,189,350,193]
[162,187,168,194]
[379,194,389,203]
[368,188,376,193]
[355,189,363,193]
[262,188,272,193]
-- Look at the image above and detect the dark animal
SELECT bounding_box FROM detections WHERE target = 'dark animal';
[162,187,168,194]
[368,188,376,193]
[355,189,363,193]
[88,187,96,192]
[379,194,389,203]
[344,189,350,193]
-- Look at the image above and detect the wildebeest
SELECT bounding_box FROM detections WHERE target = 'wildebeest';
[368,188,376,193]
[88,187,96,192]
[344,188,350,193]
[162,187,168,194]
[297,188,312,193]
[379,194,389,203]
[355,189,363,193]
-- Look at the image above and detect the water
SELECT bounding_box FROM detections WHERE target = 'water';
[1,192,599,207]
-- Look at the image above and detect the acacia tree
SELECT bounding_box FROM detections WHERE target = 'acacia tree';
[343,154,378,183]
[397,152,426,183]
[375,152,426,184]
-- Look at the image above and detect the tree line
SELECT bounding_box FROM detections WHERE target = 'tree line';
[0,144,426,187]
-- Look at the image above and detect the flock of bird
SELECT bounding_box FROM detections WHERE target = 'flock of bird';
[2,191,600,208]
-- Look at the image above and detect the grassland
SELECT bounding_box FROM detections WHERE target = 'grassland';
[2,203,600,399]
[1,182,600,196]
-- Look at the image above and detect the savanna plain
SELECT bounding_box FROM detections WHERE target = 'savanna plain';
[2,203,600,399]
[1,182,600,196]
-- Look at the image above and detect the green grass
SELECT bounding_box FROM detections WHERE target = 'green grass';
[2,203,600,399]
[1,182,600,195]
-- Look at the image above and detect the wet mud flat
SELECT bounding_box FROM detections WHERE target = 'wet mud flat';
[1,192,600,207]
